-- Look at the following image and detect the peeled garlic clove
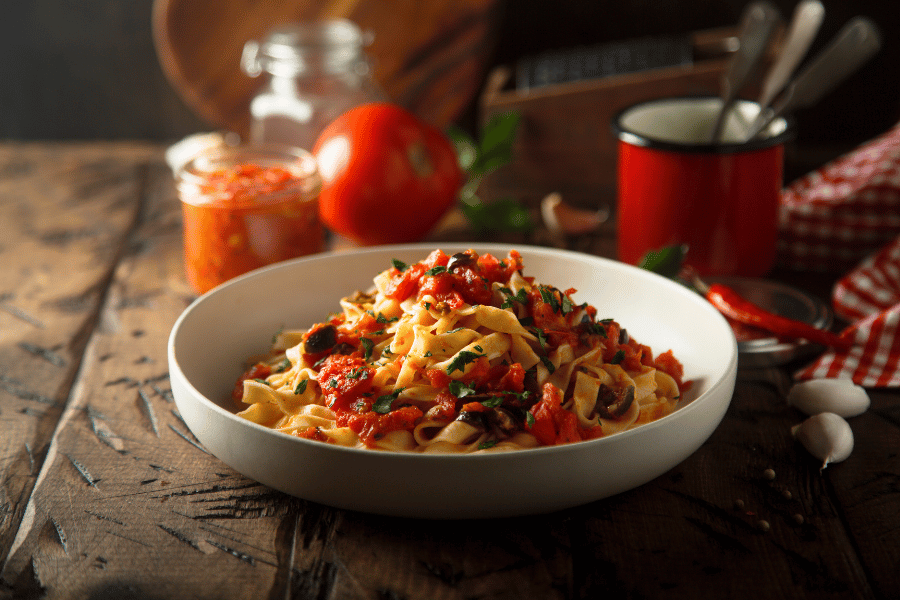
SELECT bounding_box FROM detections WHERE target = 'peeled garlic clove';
[791,412,854,471]
[787,379,870,417]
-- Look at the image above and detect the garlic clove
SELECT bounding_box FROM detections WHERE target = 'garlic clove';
[787,378,870,417]
[791,412,854,471]
[540,192,608,236]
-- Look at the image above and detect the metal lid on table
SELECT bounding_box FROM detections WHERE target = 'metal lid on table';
[709,277,834,368]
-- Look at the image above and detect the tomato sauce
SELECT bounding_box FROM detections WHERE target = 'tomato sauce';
[286,249,687,448]
[177,147,322,294]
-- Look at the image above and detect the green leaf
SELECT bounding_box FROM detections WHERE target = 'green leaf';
[449,380,477,398]
[638,245,688,279]
[472,112,521,176]
[460,197,532,234]
[446,125,479,172]
[372,388,405,414]
[446,350,483,375]
[360,337,374,361]
[480,397,503,408]
[391,258,408,272]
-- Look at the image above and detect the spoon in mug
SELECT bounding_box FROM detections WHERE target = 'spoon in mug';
[709,1,781,143]
[745,16,882,141]
[748,0,825,133]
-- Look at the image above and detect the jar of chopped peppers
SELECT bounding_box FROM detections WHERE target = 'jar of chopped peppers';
[176,144,323,294]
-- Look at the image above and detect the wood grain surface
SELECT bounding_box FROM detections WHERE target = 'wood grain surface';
[1,142,898,599]
[152,0,502,138]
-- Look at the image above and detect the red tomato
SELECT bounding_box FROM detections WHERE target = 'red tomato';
[312,103,463,245]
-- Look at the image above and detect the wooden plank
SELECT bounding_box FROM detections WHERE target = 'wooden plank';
[0,142,157,565]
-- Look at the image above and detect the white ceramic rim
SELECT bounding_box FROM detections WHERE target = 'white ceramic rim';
[612,96,794,153]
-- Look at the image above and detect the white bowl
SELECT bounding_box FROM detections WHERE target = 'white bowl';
[168,243,737,518]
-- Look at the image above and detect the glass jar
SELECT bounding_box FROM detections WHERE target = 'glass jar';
[176,144,323,294]
[241,19,386,150]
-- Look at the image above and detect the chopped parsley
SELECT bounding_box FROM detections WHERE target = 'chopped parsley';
[540,356,556,373]
[360,337,374,361]
[539,286,560,312]
[478,440,498,450]
[372,388,405,414]
[531,327,548,348]
[585,321,608,337]
[449,380,476,398]
[346,366,368,380]
[425,265,447,276]
[446,350,484,375]
[274,358,291,373]
[479,396,503,408]
[252,378,270,386]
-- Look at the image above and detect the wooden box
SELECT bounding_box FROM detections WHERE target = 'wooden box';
[478,27,762,213]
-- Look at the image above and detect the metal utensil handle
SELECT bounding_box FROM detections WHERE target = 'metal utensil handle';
[756,0,824,110]
[788,16,881,107]
[709,0,782,142]
[746,16,881,140]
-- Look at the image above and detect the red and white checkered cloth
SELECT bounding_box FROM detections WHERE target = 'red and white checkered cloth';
[795,236,900,387]
[778,121,900,273]
[780,121,900,386]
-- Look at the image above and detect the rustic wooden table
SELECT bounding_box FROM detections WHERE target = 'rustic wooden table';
[1,141,898,600]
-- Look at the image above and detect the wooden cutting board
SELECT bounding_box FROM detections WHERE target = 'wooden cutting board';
[152,0,501,138]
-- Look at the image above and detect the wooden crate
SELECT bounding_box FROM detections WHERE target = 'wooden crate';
[478,27,766,213]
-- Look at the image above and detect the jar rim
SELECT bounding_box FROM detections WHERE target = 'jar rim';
[176,143,322,208]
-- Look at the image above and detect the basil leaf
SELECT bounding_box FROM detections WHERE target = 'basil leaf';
[638,245,688,279]
[610,349,625,365]
[460,196,532,234]
[472,112,521,176]
[294,379,308,395]
[391,258,409,272]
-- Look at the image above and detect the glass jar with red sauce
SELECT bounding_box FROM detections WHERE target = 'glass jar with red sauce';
[176,144,323,294]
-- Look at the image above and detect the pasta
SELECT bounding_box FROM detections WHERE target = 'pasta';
[232,249,688,453]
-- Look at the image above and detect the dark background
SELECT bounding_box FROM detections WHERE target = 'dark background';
[2,0,897,164]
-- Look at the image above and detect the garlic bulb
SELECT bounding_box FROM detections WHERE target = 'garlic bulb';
[791,412,854,471]
[787,379,870,417]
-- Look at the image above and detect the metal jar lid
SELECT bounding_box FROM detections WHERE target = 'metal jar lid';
[708,277,834,368]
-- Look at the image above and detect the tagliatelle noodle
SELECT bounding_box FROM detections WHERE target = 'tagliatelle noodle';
[232,249,688,453]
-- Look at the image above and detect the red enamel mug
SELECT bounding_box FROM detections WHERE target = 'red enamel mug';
[613,97,794,277]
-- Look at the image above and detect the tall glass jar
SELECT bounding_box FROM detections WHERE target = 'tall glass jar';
[241,19,386,150]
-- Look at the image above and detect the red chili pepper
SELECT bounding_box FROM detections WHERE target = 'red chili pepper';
[705,283,851,351]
